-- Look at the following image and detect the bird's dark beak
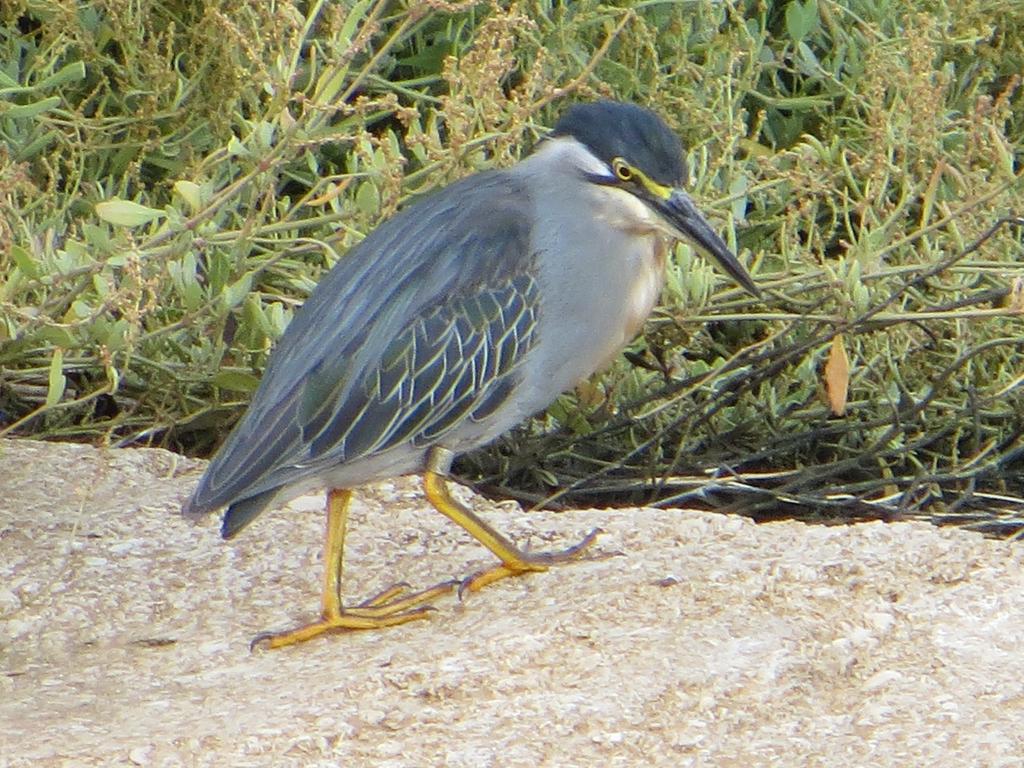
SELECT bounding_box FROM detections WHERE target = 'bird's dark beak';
[659,189,760,298]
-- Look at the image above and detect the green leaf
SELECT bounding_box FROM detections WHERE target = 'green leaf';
[10,245,40,279]
[46,349,67,407]
[212,370,261,393]
[729,175,749,223]
[785,0,819,42]
[222,272,254,310]
[547,397,593,435]
[338,0,375,47]
[227,136,249,157]
[2,96,61,119]
[314,0,376,103]
[81,222,113,254]
[355,180,380,215]
[68,299,93,319]
[95,199,165,227]
[254,120,275,150]
[264,301,288,339]
[173,180,203,211]
[38,327,75,347]
[15,129,59,161]
[170,252,204,311]
[101,319,130,352]
[796,41,821,74]
[36,61,87,90]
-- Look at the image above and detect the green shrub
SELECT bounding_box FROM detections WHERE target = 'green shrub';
[2,1,1022,531]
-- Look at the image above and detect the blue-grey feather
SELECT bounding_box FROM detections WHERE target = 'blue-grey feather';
[186,171,537,528]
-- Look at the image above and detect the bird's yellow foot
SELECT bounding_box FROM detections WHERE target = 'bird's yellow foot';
[423,449,605,598]
[252,579,457,650]
[458,527,602,597]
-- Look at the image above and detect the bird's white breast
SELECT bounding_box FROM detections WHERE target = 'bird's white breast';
[509,138,672,408]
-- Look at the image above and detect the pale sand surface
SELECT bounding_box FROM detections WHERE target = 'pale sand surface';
[2,438,1022,766]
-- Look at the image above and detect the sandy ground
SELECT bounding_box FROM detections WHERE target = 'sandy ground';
[1,438,1023,767]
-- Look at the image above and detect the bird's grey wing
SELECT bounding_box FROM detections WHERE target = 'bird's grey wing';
[300,268,539,462]
[186,171,537,516]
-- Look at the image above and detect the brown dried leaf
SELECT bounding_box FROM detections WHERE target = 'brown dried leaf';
[825,333,850,417]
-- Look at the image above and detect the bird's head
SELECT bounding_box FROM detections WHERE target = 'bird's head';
[552,101,759,297]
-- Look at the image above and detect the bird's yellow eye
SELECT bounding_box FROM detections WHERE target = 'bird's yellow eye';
[612,158,633,182]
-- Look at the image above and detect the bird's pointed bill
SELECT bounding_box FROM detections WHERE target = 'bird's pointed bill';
[658,189,760,297]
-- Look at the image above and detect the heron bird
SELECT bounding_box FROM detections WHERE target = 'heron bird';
[184,100,759,648]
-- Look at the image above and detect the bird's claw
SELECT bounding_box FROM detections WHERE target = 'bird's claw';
[249,579,458,651]
[456,527,603,600]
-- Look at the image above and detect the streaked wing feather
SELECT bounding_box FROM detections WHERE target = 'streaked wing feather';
[187,171,536,515]
[306,271,539,464]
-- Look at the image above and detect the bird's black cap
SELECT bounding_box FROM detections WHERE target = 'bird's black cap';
[552,100,686,187]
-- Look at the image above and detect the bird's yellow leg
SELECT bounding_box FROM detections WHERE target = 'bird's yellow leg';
[422,448,599,595]
[252,488,455,650]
